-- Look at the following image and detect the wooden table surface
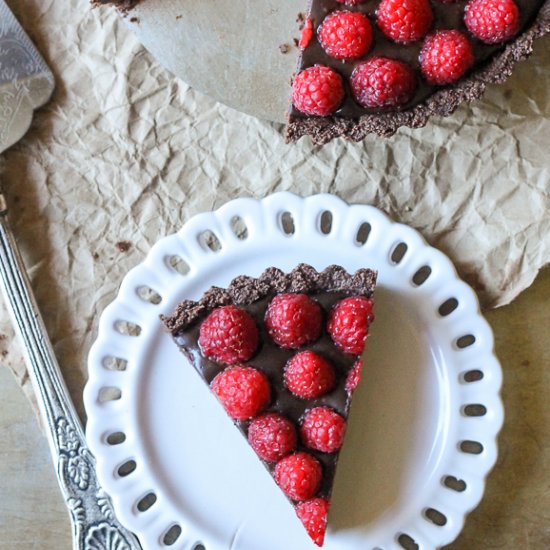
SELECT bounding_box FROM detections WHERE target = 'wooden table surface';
[0,268,548,549]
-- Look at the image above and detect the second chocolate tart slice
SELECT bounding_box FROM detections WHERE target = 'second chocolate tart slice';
[287,0,550,144]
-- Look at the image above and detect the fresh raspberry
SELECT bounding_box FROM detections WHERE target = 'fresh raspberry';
[292,65,344,117]
[464,0,520,44]
[345,359,363,393]
[300,407,347,453]
[420,30,475,85]
[327,296,374,354]
[350,57,416,109]
[284,351,336,399]
[199,305,259,365]
[318,11,373,61]
[299,18,314,49]
[295,498,330,547]
[248,413,297,463]
[211,366,270,421]
[274,452,323,501]
[377,0,433,43]
[265,293,322,349]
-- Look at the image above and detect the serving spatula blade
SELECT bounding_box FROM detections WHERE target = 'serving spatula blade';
[0,3,141,548]
[0,1,54,153]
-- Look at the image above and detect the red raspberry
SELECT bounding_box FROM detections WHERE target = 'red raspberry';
[300,407,347,453]
[345,359,363,393]
[350,57,416,109]
[296,498,330,547]
[274,452,322,501]
[284,351,336,399]
[420,30,474,85]
[464,0,520,44]
[327,296,374,354]
[292,65,344,117]
[199,305,259,365]
[265,293,322,349]
[211,366,270,421]
[318,11,373,61]
[299,18,314,49]
[248,413,297,463]
[377,0,433,43]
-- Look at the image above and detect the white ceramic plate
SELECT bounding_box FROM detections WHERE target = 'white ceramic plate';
[84,193,503,550]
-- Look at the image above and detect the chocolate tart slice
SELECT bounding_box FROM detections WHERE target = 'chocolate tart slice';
[161,264,377,546]
[286,0,550,144]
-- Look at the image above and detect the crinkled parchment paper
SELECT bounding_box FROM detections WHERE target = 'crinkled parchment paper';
[1,0,549,418]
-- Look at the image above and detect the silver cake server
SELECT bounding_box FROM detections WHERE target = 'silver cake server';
[0,2,141,548]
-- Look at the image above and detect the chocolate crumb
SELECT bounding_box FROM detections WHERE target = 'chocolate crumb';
[93,252,100,260]
[1,350,8,357]
[296,12,305,24]
[91,0,140,13]
[130,16,140,23]
[176,14,182,20]
[116,241,131,253]
[279,43,290,54]
[293,37,299,47]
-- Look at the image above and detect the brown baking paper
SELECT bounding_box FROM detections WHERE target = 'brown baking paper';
[0,0,549,419]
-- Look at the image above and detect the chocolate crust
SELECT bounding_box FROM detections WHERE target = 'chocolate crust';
[285,3,550,144]
[91,0,140,11]
[161,263,377,335]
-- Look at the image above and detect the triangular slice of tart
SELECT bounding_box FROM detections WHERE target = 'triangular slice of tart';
[161,264,376,546]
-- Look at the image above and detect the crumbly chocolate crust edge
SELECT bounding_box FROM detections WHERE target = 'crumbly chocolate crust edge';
[91,0,139,12]
[285,3,550,145]
[161,263,377,335]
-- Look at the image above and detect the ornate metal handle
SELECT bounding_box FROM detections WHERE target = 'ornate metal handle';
[0,193,142,550]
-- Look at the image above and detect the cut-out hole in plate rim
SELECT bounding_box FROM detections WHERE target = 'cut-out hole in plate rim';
[230,216,248,240]
[84,193,503,550]
[166,255,190,276]
[162,524,182,546]
[463,369,484,383]
[319,210,333,234]
[106,431,126,445]
[390,242,408,264]
[98,386,122,403]
[355,222,371,245]
[279,211,295,235]
[444,475,467,492]
[137,492,157,512]
[199,230,222,252]
[117,459,137,478]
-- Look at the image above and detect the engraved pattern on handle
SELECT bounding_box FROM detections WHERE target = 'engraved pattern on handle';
[0,195,142,550]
